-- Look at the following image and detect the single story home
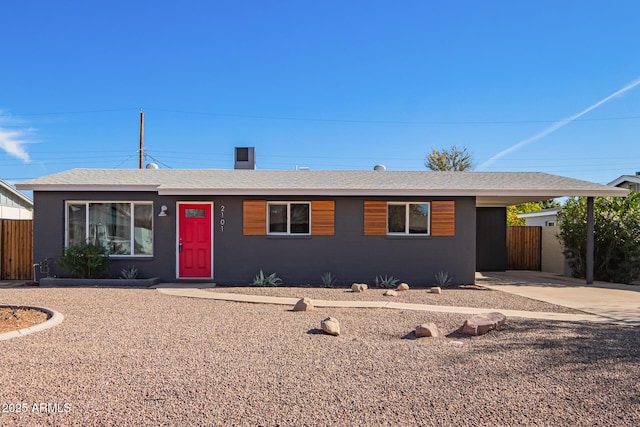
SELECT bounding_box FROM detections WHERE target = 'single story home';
[1,178,33,220]
[17,156,628,285]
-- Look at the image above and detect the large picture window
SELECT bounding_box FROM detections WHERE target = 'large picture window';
[387,202,430,235]
[267,202,310,235]
[66,202,153,256]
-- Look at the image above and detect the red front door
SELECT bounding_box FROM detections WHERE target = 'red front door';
[178,203,212,278]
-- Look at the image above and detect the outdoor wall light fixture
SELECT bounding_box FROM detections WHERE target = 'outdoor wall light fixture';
[158,205,168,217]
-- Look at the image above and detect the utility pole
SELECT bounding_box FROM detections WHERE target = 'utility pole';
[139,109,145,169]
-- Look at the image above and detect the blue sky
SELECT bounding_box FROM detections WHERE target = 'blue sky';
[2,1,639,186]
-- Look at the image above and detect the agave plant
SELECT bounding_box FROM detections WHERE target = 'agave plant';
[120,265,138,279]
[375,274,399,289]
[321,272,337,288]
[433,271,453,287]
[252,270,282,287]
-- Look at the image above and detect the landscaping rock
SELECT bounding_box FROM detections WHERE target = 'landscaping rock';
[293,297,314,311]
[396,283,410,291]
[461,312,506,336]
[383,290,398,297]
[415,323,439,338]
[351,283,367,292]
[430,286,442,294]
[321,317,340,336]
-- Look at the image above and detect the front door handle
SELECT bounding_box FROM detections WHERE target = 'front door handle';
[179,243,183,252]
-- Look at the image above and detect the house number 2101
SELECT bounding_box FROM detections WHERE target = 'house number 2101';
[220,205,225,231]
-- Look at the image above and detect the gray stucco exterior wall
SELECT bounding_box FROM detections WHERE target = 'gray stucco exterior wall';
[32,192,477,286]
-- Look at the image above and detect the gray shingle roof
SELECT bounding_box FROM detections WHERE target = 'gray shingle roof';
[16,168,627,206]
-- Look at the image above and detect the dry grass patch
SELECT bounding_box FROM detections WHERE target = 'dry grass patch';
[0,307,50,333]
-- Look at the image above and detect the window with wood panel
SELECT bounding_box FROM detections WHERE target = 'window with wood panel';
[268,202,310,235]
[243,200,335,236]
[364,200,455,237]
[388,202,430,235]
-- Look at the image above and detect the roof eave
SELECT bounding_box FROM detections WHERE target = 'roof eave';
[608,175,640,187]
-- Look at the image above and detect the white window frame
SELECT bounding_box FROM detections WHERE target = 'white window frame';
[387,202,431,235]
[267,201,311,235]
[64,201,154,257]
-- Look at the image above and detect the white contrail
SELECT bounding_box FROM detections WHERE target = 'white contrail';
[0,128,31,162]
[477,77,640,169]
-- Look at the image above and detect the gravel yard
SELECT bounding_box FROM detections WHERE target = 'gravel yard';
[1,286,639,426]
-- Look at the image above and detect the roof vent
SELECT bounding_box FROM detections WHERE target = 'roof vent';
[145,163,159,169]
[235,147,256,170]
[373,164,386,171]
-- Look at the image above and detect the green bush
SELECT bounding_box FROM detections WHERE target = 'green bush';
[57,243,110,279]
[558,193,640,284]
[252,270,282,287]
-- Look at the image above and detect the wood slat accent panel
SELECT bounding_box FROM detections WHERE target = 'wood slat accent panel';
[431,201,455,236]
[1,219,33,280]
[311,201,335,236]
[243,200,267,235]
[507,226,541,270]
[363,201,387,236]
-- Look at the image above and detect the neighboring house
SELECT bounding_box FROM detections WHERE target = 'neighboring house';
[608,172,640,192]
[16,151,627,285]
[0,178,33,219]
[516,207,560,227]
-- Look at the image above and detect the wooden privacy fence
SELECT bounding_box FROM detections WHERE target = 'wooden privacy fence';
[507,226,541,271]
[0,219,33,280]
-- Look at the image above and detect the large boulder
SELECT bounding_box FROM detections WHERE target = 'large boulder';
[293,297,314,311]
[461,312,506,336]
[321,317,341,336]
[415,323,439,338]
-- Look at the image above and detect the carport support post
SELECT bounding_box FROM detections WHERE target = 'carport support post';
[586,196,594,285]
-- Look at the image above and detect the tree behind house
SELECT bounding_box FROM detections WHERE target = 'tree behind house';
[425,145,472,171]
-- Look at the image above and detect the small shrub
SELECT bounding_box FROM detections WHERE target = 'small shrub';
[252,270,282,287]
[120,265,138,279]
[57,243,110,279]
[433,271,453,287]
[321,272,337,288]
[375,274,399,289]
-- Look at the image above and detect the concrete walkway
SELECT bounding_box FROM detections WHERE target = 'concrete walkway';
[477,271,640,326]
[156,286,624,325]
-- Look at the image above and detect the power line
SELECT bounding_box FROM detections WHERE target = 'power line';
[2,106,639,125]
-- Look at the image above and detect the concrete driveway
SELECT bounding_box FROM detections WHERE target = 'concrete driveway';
[478,271,640,326]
